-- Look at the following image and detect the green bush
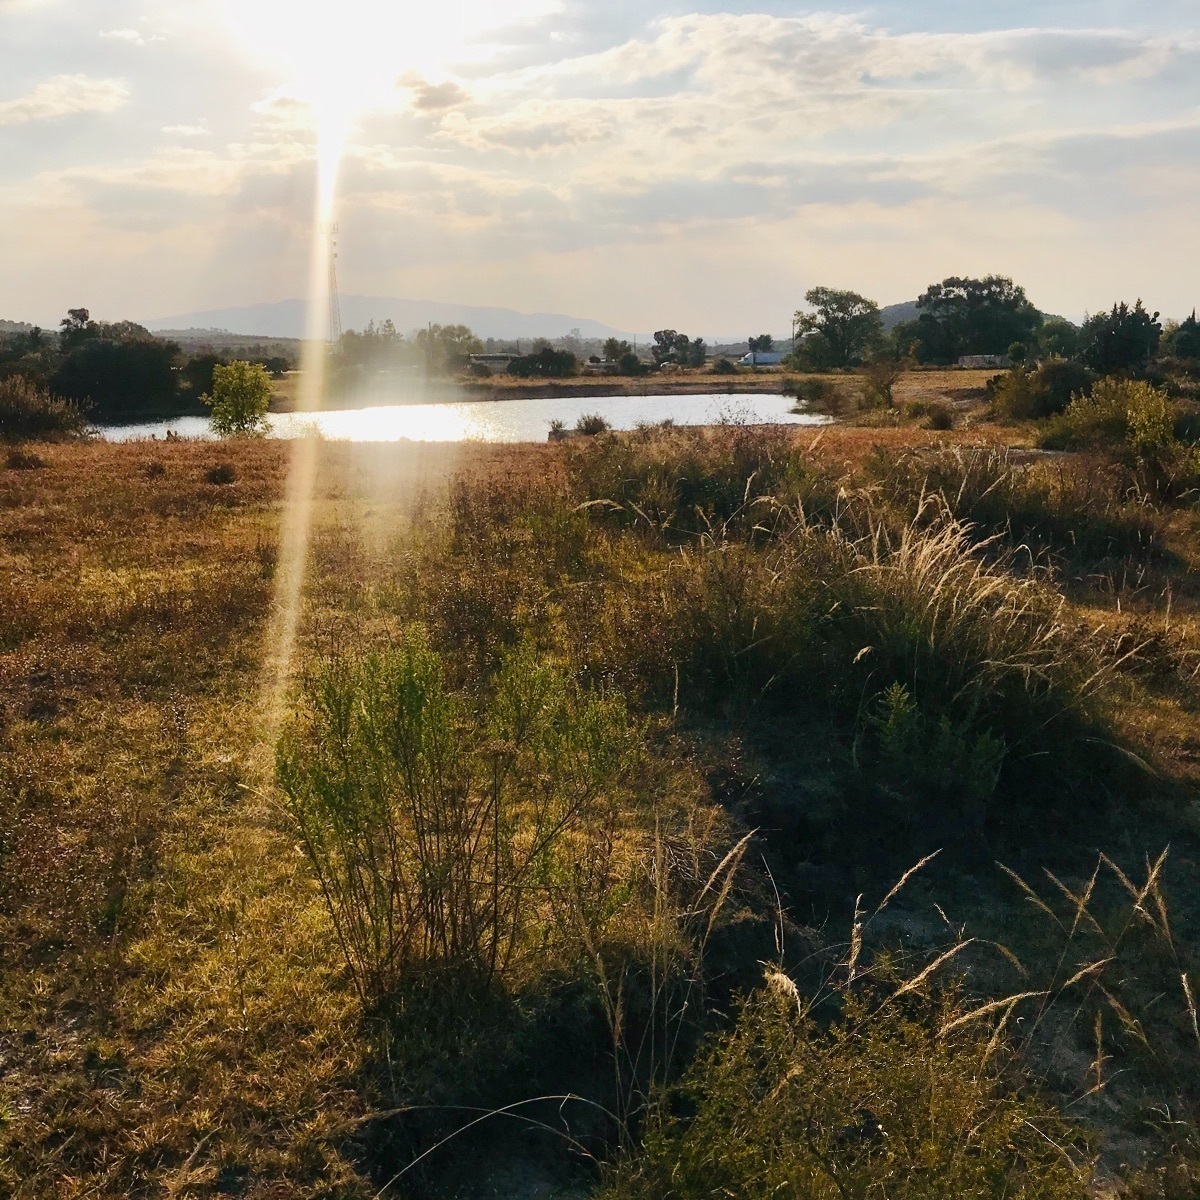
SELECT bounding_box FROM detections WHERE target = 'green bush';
[990,360,1093,420]
[276,632,636,1006]
[0,375,88,442]
[602,981,1090,1200]
[203,360,272,437]
[1041,378,1200,499]
[1042,377,1163,449]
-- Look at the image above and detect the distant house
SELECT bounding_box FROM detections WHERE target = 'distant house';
[739,351,786,366]
[470,353,517,371]
[957,354,1010,369]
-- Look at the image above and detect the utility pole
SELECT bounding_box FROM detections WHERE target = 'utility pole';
[327,224,343,345]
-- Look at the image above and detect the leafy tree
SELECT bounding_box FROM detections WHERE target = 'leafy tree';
[604,337,633,362]
[415,323,483,374]
[203,360,273,437]
[652,330,706,367]
[794,287,882,367]
[182,353,226,400]
[1038,317,1082,360]
[59,307,98,350]
[1162,310,1200,360]
[51,336,181,420]
[652,330,681,365]
[915,275,1042,360]
[890,313,954,365]
[617,351,646,376]
[1080,301,1161,375]
[748,334,775,353]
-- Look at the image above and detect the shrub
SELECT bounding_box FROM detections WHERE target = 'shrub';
[1042,378,1199,498]
[204,462,237,485]
[860,682,1004,834]
[276,633,636,1006]
[991,360,1094,420]
[926,403,954,429]
[0,375,88,442]
[861,358,903,408]
[905,399,954,429]
[575,412,610,436]
[711,357,738,375]
[1043,377,1158,449]
[603,980,1090,1200]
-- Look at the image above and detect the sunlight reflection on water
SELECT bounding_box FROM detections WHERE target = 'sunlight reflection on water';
[99,393,830,443]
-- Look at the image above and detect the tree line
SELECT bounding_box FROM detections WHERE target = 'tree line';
[0,308,292,423]
[790,276,1198,374]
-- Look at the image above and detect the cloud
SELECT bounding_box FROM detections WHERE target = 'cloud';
[407,80,470,112]
[0,74,130,126]
[162,123,210,137]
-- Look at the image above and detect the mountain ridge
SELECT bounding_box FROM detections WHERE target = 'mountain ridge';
[146,296,642,343]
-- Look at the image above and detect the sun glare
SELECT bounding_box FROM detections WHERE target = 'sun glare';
[227,0,558,739]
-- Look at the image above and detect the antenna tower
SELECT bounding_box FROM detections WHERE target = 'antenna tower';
[327,224,343,344]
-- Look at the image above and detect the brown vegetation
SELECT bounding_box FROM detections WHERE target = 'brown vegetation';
[1,422,1198,1197]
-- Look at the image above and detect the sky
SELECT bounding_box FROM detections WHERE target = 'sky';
[1,0,1198,336]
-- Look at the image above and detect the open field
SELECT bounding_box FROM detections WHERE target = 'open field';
[2,424,1199,1197]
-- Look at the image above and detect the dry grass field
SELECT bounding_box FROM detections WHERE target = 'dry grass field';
[2,422,1199,1197]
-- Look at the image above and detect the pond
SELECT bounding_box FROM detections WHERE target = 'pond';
[98,392,829,443]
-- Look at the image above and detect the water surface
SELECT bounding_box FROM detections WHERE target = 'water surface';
[100,392,828,443]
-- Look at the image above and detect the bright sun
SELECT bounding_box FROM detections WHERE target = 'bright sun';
[224,0,556,203]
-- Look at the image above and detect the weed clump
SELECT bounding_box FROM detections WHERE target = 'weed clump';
[575,412,611,436]
[603,981,1090,1200]
[0,375,88,442]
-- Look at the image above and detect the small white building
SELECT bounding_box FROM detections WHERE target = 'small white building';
[958,354,1011,369]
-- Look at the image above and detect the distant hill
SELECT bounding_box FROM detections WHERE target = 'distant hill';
[880,301,919,331]
[146,297,639,342]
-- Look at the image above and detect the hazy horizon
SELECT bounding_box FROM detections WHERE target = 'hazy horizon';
[2,0,1198,332]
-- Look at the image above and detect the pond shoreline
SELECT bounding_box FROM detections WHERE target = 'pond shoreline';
[96,392,828,444]
[266,373,796,413]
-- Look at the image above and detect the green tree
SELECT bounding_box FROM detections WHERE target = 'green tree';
[1080,301,1161,375]
[795,287,882,367]
[50,336,181,421]
[915,276,1042,360]
[203,360,273,437]
[1038,317,1081,360]
[748,334,775,353]
[1161,310,1199,360]
[604,337,633,362]
[416,323,483,374]
[58,307,98,350]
